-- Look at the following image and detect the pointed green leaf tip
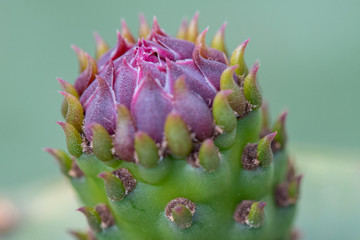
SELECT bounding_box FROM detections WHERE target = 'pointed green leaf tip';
[165,112,193,158]
[234,200,266,228]
[114,105,135,162]
[230,39,249,76]
[134,131,159,168]
[98,172,125,201]
[59,91,84,133]
[77,207,102,233]
[247,201,266,228]
[211,22,228,56]
[172,204,193,229]
[58,78,79,119]
[199,139,220,172]
[91,123,113,162]
[273,111,288,150]
[244,62,262,110]
[213,90,237,133]
[44,148,72,176]
[57,122,82,157]
[93,32,109,60]
[186,12,199,42]
[257,132,277,167]
[220,65,247,115]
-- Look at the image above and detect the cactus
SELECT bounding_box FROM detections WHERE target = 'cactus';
[46,13,301,240]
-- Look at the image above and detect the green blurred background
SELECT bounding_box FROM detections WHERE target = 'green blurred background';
[0,0,359,239]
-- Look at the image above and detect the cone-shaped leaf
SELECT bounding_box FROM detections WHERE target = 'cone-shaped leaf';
[92,124,114,162]
[186,12,199,42]
[172,77,214,141]
[74,53,98,95]
[44,148,72,176]
[58,78,79,119]
[257,132,277,167]
[71,45,87,73]
[176,19,188,40]
[121,19,136,44]
[60,91,83,133]
[211,22,227,56]
[172,204,193,229]
[244,62,262,109]
[213,90,237,133]
[77,207,102,233]
[134,131,159,168]
[220,65,247,115]
[58,78,79,98]
[114,105,136,162]
[273,111,288,149]
[57,122,82,157]
[93,32,109,60]
[164,113,192,158]
[247,201,266,228]
[98,172,126,201]
[230,39,249,76]
[199,139,220,172]
[139,13,150,38]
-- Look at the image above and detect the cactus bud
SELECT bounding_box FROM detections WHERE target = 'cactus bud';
[176,19,188,40]
[71,45,87,73]
[220,65,247,115]
[98,172,126,201]
[77,207,102,233]
[213,90,237,133]
[93,32,109,60]
[211,22,228,56]
[91,123,114,162]
[199,139,220,172]
[257,132,277,167]
[233,200,266,228]
[60,91,84,133]
[244,62,262,110]
[139,13,150,39]
[186,12,199,42]
[134,131,159,168]
[44,148,72,176]
[113,105,136,162]
[57,121,82,157]
[230,39,250,76]
[121,19,136,44]
[165,198,196,229]
[164,112,193,158]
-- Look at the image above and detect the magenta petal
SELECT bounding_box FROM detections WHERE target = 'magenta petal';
[138,60,166,87]
[154,33,195,60]
[173,79,214,140]
[193,45,227,90]
[150,17,168,37]
[84,76,117,141]
[97,31,131,70]
[131,75,172,142]
[166,59,216,104]
[114,59,137,109]
[80,61,115,110]
[74,54,96,95]
[141,39,177,61]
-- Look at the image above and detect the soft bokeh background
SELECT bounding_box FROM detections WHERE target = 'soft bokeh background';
[0,0,359,239]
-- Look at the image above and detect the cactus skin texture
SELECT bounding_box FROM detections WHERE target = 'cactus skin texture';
[47,13,301,240]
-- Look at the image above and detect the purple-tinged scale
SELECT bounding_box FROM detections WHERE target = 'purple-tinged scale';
[131,75,172,143]
[84,76,117,141]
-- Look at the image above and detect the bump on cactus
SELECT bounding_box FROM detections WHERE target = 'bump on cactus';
[47,13,302,240]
